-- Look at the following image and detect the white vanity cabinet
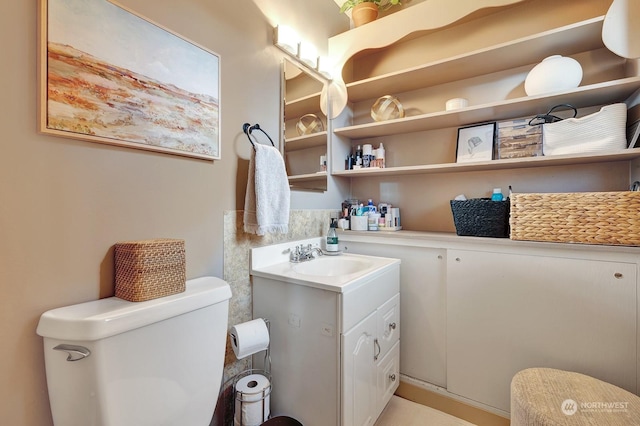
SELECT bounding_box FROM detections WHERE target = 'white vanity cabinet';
[342,293,400,426]
[252,258,400,426]
[446,248,637,412]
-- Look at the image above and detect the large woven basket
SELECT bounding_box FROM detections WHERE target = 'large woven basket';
[115,238,186,302]
[510,192,640,246]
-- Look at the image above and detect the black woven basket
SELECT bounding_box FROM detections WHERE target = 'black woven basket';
[450,198,510,238]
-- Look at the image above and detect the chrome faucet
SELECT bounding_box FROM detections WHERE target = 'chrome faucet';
[289,244,324,263]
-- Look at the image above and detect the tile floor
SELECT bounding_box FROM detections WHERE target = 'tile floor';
[375,396,476,426]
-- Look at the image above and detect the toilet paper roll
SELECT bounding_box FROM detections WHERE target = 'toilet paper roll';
[230,319,270,359]
[235,374,271,426]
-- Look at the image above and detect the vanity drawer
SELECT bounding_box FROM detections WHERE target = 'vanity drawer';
[377,293,400,358]
[376,340,400,418]
[341,264,400,332]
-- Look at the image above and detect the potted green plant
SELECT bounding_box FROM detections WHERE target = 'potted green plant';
[340,0,401,27]
[339,0,401,13]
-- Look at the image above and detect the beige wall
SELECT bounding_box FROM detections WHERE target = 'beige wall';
[1,0,629,424]
[0,1,346,424]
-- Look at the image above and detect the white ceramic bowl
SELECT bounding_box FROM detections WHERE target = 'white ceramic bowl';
[524,55,583,96]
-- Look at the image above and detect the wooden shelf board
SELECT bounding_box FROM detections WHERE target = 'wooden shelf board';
[285,131,327,151]
[346,17,605,102]
[288,172,327,182]
[334,77,640,139]
[286,92,323,118]
[332,149,640,177]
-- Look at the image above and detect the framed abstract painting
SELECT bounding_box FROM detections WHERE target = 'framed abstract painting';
[38,0,220,160]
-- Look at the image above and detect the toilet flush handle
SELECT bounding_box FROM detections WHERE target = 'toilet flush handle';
[53,344,91,362]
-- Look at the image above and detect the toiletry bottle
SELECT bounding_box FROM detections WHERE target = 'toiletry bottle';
[377,143,385,168]
[368,213,380,231]
[326,219,339,252]
[355,145,363,167]
[345,154,353,170]
[492,188,504,201]
[362,144,373,168]
[366,199,376,214]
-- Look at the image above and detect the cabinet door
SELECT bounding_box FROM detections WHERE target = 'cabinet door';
[447,249,637,413]
[376,340,400,419]
[341,242,446,387]
[342,311,377,426]
[376,293,400,359]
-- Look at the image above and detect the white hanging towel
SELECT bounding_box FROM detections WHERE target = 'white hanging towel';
[243,144,290,235]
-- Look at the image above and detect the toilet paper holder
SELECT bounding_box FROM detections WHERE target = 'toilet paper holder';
[227,318,273,425]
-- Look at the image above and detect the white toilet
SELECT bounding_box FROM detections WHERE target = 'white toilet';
[36,276,232,426]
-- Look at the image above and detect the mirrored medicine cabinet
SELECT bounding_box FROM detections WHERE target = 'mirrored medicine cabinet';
[281,58,329,191]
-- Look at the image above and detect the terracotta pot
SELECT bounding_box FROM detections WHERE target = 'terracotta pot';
[352,2,378,27]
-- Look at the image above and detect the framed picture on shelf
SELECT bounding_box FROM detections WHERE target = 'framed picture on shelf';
[456,122,496,163]
[38,0,220,160]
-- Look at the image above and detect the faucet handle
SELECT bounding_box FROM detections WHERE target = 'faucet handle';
[289,245,301,262]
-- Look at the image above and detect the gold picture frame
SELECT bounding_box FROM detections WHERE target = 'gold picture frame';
[38,0,221,160]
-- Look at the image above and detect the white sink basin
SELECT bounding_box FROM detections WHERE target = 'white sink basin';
[250,237,401,292]
[292,256,372,277]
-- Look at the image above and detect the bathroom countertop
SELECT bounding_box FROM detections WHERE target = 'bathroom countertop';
[338,229,640,255]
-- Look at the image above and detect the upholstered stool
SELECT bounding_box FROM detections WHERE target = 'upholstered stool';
[511,368,640,425]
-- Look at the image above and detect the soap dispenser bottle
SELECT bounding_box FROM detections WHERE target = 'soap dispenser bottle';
[326,218,339,252]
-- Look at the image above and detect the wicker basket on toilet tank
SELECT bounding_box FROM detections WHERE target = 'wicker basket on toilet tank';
[114,238,186,301]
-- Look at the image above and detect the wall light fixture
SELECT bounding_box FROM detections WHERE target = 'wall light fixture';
[273,25,332,81]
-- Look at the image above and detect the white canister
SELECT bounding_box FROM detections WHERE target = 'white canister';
[445,98,469,111]
[350,215,368,231]
[337,218,349,230]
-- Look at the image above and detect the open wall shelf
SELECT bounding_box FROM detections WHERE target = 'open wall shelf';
[332,149,640,177]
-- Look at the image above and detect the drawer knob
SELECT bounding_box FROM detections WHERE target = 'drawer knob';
[389,322,397,330]
[614,272,623,279]
[389,374,396,382]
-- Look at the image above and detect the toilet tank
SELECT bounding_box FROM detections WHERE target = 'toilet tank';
[37,276,232,426]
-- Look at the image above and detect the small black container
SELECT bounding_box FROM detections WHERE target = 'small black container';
[450,198,510,238]
[262,416,303,426]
